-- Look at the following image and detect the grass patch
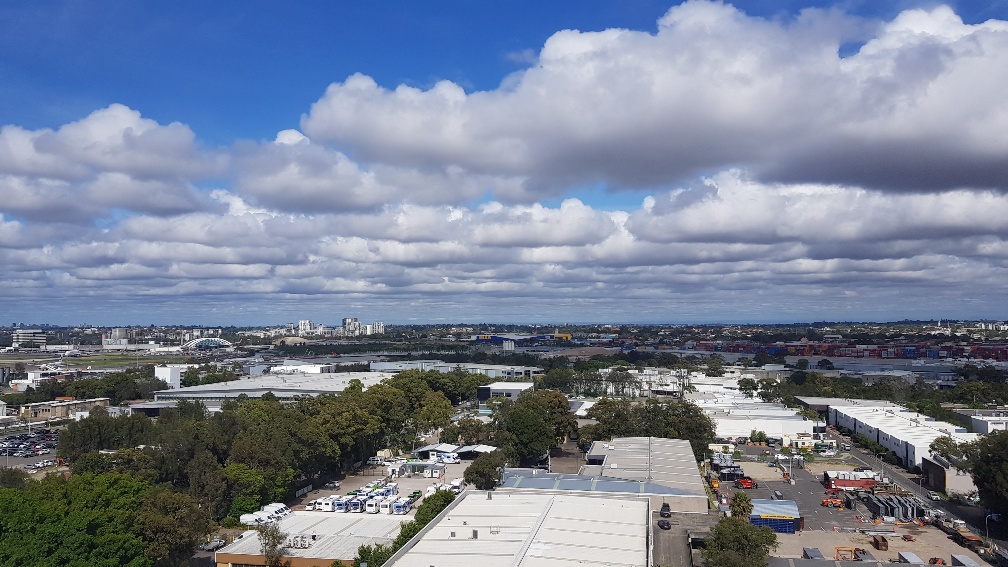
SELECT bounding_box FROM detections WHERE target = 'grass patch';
[63,355,187,368]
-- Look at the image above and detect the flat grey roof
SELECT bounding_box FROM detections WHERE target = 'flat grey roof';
[217,511,404,562]
[793,396,897,410]
[501,470,698,497]
[583,437,707,495]
[154,372,394,403]
[387,492,648,567]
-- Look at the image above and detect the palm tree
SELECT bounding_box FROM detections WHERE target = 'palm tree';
[729,491,753,520]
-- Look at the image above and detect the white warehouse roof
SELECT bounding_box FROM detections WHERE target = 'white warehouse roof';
[217,511,403,564]
[386,492,648,567]
[154,371,394,407]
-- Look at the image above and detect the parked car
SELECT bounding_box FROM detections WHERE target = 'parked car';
[928,491,941,501]
[366,456,385,466]
[325,481,341,489]
[657,519,672,530]
[199,537,226,551]
[660,503,671,518]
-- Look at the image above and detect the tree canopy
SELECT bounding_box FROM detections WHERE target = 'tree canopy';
[702,517,778,567]
[580,398,716,459]
[0,472,210,567]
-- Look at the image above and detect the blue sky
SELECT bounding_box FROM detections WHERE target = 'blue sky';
[2,1,1008,325]
[5,1,997,146]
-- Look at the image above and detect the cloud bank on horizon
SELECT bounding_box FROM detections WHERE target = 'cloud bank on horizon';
[1,1,1007,324]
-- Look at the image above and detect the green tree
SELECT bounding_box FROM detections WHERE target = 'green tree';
[223,463,266,517]
[705,354,725,377]
[187,450,230,520]
[352,543,395,567]
[137,489,212,567]
[498,399,553,466]
[816,358,834,370]
[965,430,1008,514]
[796,409,820,423]
[737,377,758,399]
[702,517,778,567]
[411,391,453,446]
[532,389,578,444]
[756,378,781,403]
[414,489,456,525]
[729,491,753,519]
[930,435,969,473]
[255,522,289,567]
[463,450,506,490]
[0,467,29,489]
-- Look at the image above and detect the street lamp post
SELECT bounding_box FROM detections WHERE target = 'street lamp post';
[986,513,993,545]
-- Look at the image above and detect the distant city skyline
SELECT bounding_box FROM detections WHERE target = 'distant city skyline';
[2,2,1007,324]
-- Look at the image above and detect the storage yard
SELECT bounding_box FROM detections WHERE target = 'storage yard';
[773,527,987,565]
[711,446,991,565]
[291,459,471,517]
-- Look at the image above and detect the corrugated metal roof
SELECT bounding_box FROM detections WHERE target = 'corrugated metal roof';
[502,470,697,496]
[456,444,497,453]
[387,492,648,567]
[581,437,707,495]
[217,512,404,563]
[750,499,801,519]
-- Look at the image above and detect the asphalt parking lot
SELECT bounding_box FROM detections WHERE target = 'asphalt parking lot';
[722,446,906,532]
[290,460,472,517]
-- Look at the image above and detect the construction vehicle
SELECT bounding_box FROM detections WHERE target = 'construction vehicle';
[734,477,757,489]
[821,497,843,508]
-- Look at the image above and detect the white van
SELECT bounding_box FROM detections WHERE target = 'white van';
[449,478,465,494]
[262,503,290,516]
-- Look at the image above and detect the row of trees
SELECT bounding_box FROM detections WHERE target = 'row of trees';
[735,369,1008,424]
[57,369,490,526]
[179,364,242,387]
[1,366,167,406]
[459,392,719,491]
[579,397,716,460]
[445,389,579,489]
